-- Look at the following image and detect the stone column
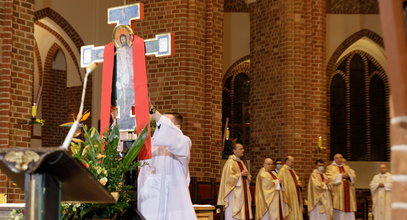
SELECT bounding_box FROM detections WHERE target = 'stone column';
[0,0,35,202]
[249,0,328,185]
[378,0,407,218]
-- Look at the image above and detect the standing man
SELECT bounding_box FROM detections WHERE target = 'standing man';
[255,158,287,220]
[137,105,197,220]
[274,159,283,174]
[217,143,253,220]
[326,154,356,220]
[307,159,333,220]
[369,163,392,220]
[278,156,303,220]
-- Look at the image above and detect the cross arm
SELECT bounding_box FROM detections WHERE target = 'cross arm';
[80,33,174,67]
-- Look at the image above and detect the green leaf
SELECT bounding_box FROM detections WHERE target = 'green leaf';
[122,124,148,169]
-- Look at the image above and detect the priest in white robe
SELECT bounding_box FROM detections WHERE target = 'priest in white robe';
[217,143,253,220]
[369,163,392,220]
[307,159,333,220]
[137,106,197,220]
[278,156,303,220]
[325,154,356,220]
[255,158,288,220]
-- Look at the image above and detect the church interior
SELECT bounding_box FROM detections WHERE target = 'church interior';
[0,0,406,219]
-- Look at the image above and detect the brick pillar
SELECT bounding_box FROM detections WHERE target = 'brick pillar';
[0,0,35,202]
[134,0,224,180]
[249,0,328,185]
[378,0,407,218]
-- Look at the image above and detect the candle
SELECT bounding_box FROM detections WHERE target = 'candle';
[226,128,230,140]
[318,136,322,148]
[31,104,37,118]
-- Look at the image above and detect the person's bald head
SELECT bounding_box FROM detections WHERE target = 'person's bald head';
[285,156,294,167]
[379,163,388,174]
[263,158,273,172]
[333,154,343,165]
[233,143,245,159]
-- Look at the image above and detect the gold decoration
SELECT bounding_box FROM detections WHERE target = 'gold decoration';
[112,25,134,48]
[0,193,7,203]
[4,151,40,171]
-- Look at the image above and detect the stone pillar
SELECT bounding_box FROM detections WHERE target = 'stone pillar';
[249,0,328,184]
[378,0,407,218]
[135,0,224,181]
[0,0,35,202]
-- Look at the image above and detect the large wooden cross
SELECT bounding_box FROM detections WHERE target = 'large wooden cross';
[80,3,174,159]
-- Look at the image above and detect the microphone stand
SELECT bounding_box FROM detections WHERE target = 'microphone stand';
[61,63,97,150]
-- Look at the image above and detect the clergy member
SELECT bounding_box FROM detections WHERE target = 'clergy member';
[278,156,303,220]
[326,154,356,220]
[256,158,288,220]
[369,163,392,220]
[217,143,253,220]
[274,159,283,174]
[342,158,356,178]
[138,105,197,220]
[307,159,333,220]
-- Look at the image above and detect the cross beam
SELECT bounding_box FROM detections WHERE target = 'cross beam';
[108,3,143,26]
[80,33,173,67]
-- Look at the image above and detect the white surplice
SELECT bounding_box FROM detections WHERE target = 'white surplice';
[310,205,330,220]
[333,210,355,220]
[369,172,392,220]
[137,116,197,220]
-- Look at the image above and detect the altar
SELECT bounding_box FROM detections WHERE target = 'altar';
[0,203,215,220]
[0,203,24,219]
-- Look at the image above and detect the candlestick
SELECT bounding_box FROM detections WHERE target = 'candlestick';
[318,136,322,148]
[31,104,37,118]
[226,128,230,140]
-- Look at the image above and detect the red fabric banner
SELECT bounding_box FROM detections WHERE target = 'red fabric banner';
[132,36,151,160]
[100,42,115,137]
[100,37,151,160]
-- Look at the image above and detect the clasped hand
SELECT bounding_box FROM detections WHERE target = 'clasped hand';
[241,170,249,177]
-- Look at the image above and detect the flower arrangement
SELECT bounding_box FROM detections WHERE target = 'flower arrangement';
[9,209,24,220]
[61,122,148,219]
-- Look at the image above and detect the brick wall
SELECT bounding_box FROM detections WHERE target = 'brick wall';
[128,0,224,181]
[249,0,329,190]
[41,44,92,147]
[0,0,35,202]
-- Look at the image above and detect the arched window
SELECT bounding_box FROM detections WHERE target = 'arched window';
[222,60,251,158]
[329,51,389,161]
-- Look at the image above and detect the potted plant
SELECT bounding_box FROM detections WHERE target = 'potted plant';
[61,121,148,219]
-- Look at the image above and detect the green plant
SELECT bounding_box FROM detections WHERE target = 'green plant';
[61,124,147,219]
[9,208,24,220]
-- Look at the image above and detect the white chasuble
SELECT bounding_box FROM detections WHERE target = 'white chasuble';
[326,163,356,220]
[369,172,392,220]
[307,169,333,220]
[138,116,196,220]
